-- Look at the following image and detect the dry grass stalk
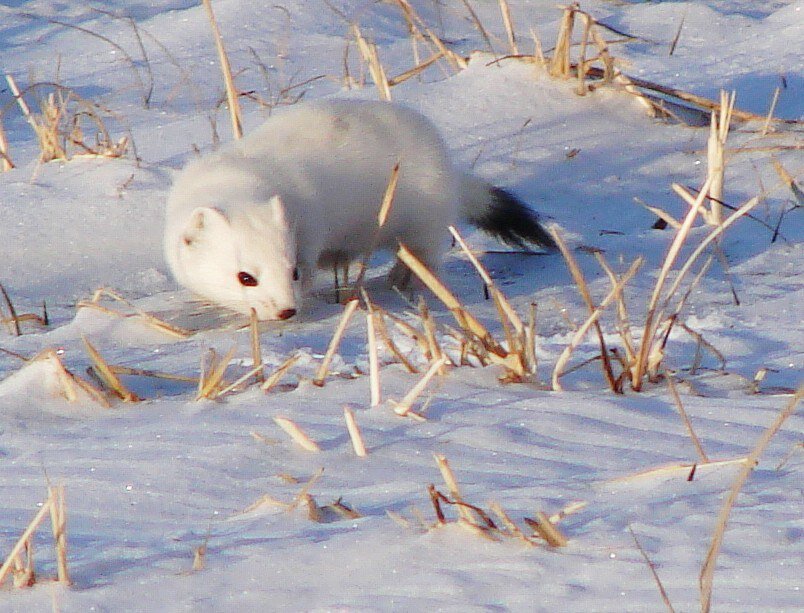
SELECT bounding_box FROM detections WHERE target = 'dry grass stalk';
[352,162,400,296]
[391,355,447,418]
[706,90,735,225]
[82,335,140,402]
[390,0,467,71]
[195,345,237,400]
[108,365,197,384]
[249,309,264,384]
[635,198,683,230]
[489,502,535,546]
[551,257,641,391]
[48,485,70,585]
[659,190,761,322]
[667,376,709,462]
[628,525,675,612]
[608,457,751,484]
[79,288,190,339]
[383,310,430,359]
[631,177,713,391]
[388,50,445,86]
[0,500,51,587]
[32,349,111,407]
[274,416,321,452]
[0,282,21,336]
[417,296,444,369]
[312,298,360,386]
[372,308,419,373]
[397,244,501,354]
[594,252,637,367]
[761,87,781,136]
[497,0,519,55]
[214,364,264,398]
[0,486,70,588]
[771,158,804,207]
[434,454,474,524]
[524,511,569,547]
[549,500,588,524]
[549,4,577,78]
[549,228,619,391]
[261,352,301,392]
[201,0,243,138]
[366,312,381,406]
[700,385,803,613]
[352,24,392,101]
[287,467,325,512]
[0,118,13,171]
[343,405,367,457]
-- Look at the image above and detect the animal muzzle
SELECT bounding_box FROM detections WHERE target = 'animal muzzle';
[276,308,296,320]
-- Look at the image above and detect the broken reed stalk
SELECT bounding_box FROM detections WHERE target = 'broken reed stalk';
[497,0,518,55]
[631,176,713,391]
[261,352,301,392]
[274,416,321,452]
[343,405,367,457]
[549,227,621,391]
[312,298,360,386]
[392,355,448,418]
[201,0,243,138]
[489,502,534,546]
[372,307,419,373]
[549,3,576,78]
[761,87,781,136]
[396,244,501,354]
[525,511,568,547]
[666,376,709,463]
[82,335,140,402]
[352,24,392,101]
[196,346,237,400]
[552,257,642,391]
[434,454,474,524]
[390,0,467,71]
[700,385,803,613]
[706,90,735,226]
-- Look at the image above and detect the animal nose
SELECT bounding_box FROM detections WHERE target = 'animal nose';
[277,308,297,320]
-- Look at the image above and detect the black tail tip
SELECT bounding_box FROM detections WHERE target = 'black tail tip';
[479,187,557,252]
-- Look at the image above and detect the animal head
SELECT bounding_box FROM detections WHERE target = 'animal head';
[172,195,301,321]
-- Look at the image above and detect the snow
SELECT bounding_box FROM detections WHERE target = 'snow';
[0,1,802,611]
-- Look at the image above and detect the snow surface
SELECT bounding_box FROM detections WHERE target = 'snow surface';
[0,1,802,611]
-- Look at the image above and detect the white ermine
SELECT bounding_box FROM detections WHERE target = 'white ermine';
[164,99,555,320]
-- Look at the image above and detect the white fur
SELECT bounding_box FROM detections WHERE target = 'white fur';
[165,99,465,320]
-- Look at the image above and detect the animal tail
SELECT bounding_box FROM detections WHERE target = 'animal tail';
[458,173,557,251]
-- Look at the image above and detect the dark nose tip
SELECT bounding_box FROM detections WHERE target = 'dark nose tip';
[277,308,297,320]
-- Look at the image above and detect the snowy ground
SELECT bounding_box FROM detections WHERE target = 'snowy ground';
[0,1,802,611]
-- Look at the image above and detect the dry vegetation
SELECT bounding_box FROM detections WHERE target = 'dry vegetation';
[1,2,801,610]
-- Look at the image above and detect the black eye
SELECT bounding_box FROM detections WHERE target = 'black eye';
[292,267,300,282]
[238,271,258,287]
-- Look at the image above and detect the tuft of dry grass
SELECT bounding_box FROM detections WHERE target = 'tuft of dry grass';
[6,75,130,164]
[0,486,70,588]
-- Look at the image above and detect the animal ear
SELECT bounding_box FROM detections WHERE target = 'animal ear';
[267,195,290,229]
[183,206,230,246]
